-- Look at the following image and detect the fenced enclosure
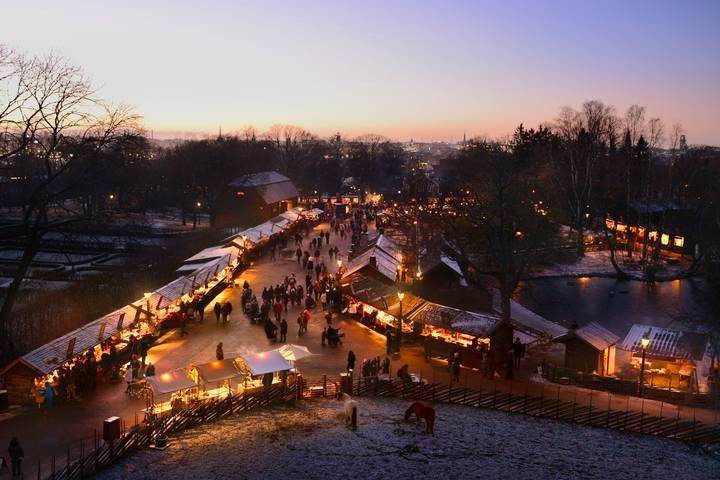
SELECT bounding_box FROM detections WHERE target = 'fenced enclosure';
[30,373,720,480]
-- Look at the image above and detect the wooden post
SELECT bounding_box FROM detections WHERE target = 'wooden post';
[323,375,327,398]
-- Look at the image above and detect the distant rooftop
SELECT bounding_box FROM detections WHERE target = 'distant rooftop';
[228,171,291,188]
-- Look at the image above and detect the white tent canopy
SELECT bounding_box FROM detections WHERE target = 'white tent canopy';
[237,350,293,375]
[192,359,244,384]
[275,344,314,362]
[147,368,196,395]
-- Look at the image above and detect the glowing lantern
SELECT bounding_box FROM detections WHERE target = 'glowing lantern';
[660,234,670,246]
[673,236,684,248]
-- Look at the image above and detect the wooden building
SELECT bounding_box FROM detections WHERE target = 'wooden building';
[554,322,619,376]
[215,171,299,228]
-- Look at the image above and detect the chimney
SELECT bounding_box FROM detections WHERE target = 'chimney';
[369,256,377,268]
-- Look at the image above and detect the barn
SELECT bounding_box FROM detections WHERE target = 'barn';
[215,171,299,228]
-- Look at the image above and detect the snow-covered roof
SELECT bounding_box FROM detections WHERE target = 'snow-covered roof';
[341,271,425,319]
[192,359,244,384]
[300,208,325,217]
[343,246,400,282]
[228,171,291,187]
[620,324,709,361]
[419,252,465,278]
[150,276,196,308]
[408,302,500,338]
[492,290,568,338]
[237,350,293,376]
[256,181,299,204]
[184,245,237,264]
[16,303,140,375]
[275,344,314,362]
[554,321,619,351]
[147,368,196,394]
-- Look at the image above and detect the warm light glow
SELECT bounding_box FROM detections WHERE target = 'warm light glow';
[397,292,405,301]
[641,334,650,350]
[109,194,115,200]
[649,231,658,241]
[337,259,342,267]
[660,233,670,246]
[616,223,626,232]
[196,201,202,208]
[160,373,172,382]
[674,236,684,248]
[144,292,151,299]
[515,231,523,237]
[211,361,222,368]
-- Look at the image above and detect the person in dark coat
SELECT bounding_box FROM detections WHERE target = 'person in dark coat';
[140,338,149,367]
[216,342,224,360]
[214,302,222,324]
[279,318,288,342]
[347,350,356,372]
[512,337,524,368]
[8,437,24,477]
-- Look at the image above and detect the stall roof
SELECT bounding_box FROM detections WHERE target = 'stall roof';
[238,350,293,376]
[184,245,237,264]
[275,344,314,362]
[192,359,244,384]
[279,209,302,222]
[300,208,325,217]
[341,271,425,318]
[354,234,402,262]
[554,322,619,351]
[407,302,500,338]
[147,368,196,395]
[620,324,709,361]
[492,290,568,339]
[343,239,401,283]
[16,303,140,375]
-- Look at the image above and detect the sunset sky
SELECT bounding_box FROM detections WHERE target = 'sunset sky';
[3,0,719,144]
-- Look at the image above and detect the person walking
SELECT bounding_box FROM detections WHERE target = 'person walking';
[295,247,302,265]
[140,338,149,367]
[512,337,524,368]
[273,300,283,323]
[347,350,356,372]
[44,380,54,410]
[214,302,222,324]
[297,313,304,337]
[452,352,461,382]
[321,327,327,347]
[7,437,24,478]
[222,301,233,324]
[216,342,224,360]
[279,318,288,342]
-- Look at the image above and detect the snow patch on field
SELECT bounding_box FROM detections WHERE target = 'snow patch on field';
[100,398,718,480]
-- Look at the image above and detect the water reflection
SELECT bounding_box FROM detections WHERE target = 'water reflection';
[516,277,710,336]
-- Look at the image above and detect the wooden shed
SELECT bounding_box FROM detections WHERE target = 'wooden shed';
[554,322,619,376]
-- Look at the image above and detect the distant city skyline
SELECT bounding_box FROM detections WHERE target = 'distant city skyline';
[2,0,719,145]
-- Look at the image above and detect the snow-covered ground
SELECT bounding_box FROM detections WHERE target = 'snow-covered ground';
[101,398,718,480]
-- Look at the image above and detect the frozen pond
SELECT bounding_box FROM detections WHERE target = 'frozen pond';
[516,277,712,336]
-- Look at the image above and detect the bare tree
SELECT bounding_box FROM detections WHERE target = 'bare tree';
[0,51,141,360]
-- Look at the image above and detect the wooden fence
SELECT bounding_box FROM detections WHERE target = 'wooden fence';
[350,376,720,446]
[37,373,719,479]
[41,379,312,480]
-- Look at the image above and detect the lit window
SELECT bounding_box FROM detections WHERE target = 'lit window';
[661,234,670,246]
[649,231,658,241]
[673,236,684,248]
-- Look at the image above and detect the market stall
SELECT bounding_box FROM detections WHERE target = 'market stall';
[618,324,713,392]
[407,302,501,369]
[235,351,293,391]
[189,359,244,398]
[146,368,198,414]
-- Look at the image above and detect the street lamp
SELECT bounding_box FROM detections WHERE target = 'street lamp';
[639,332,650,396]
[241,234,248,250]
[395,291,405,354]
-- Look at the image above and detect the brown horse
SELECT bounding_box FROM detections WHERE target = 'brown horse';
[404,401,435,434]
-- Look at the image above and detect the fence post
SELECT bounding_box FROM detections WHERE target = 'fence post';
[323,375,327,398]
[555,385,560,419]
[606,392,611,428]
[492,381,497,409]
